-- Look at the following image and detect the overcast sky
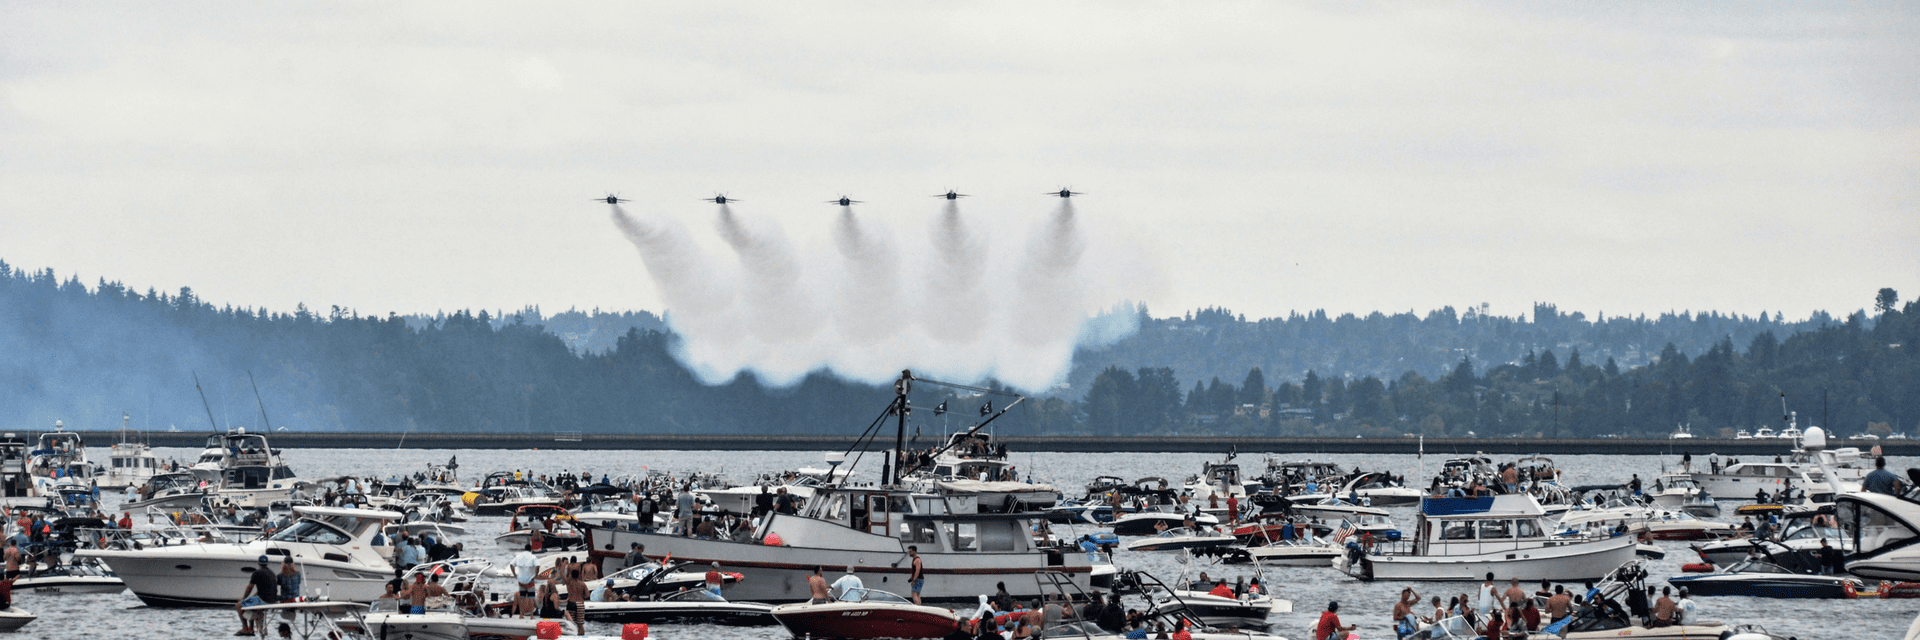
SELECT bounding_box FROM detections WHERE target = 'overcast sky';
[3,2,1915,323]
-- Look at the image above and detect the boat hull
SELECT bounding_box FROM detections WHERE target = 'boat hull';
[1666,573,1854,599]
[586,525,1089,604]
[14,575,125,594]
[80,547,390,607]
[770,602,961,640]
[363,612,467,640]
[1338,535,1639,582]
[0,608,33,633]
[583,600,777,625]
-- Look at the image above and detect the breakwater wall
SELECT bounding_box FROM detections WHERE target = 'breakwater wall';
[59,431,1919,456]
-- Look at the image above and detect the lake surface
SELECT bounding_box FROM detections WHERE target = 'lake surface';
[29,446,1914,639]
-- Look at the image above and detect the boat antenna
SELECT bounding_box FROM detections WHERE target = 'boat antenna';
[248,370,274,432]
[192,371,220,431]
[885,370,913,487]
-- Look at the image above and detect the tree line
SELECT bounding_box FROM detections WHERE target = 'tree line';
[2,258,1909,438]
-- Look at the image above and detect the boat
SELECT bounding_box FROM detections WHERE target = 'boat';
[1558,500,1735,541]
[12,557,125,594]
[1667,557,1863,598]
[583,371,1093,604]
[462,483,562,516]
[583,588,778,625]
[1287,497,1400,539]
[27,423,97,493]
[1735,430,1753,440]
[904,431,1060,512]
[1837,469,1920,582]
[1111,508,1219,537]
[195,429,303,509]
[1335,494,1639,582]
[769,587,962,640]
[364,598,467,640]
[101,417,164,489]
[1121,527,1237,552]
[1669,424,1695,439]
[0,607,35,633]
[494,504,584,549]
[77,505,401,606]
[1692,517,1848,567]
[1230,539,1343,566]
[1127,570,1289,632]
[122,471,214,510]
[1754,427,1777,439]
[1326,470,1423,507]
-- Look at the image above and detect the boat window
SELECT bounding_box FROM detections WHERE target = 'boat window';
[1478,520,1513,539]
[823,495,848,523]
[270,520,351,545]
[1514,519,1540,538]
[1839,500,1918,554]
[904,521,939,545]
[977,521,1020,552]
[1441,522,1476,540]
[947,523,978,551]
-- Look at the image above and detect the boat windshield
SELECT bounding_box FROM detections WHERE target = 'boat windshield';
[835,588,912,605]
[270,520,352,545]
[663,589,727,602]
[1407,615,1478,639]
[1727,559,1792,574]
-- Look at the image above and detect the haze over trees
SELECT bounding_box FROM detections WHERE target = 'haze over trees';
[2,258,1911,439]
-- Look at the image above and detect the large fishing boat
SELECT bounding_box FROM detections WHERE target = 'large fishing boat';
[583,371,1093,604]
[1335,494,1638,581]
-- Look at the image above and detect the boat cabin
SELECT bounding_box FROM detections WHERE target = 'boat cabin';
[775,486,1051,557]
[223,465,297,490]
[1404,495,1566,556]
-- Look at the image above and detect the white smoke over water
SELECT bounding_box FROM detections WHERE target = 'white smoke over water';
[609,200,1150,391]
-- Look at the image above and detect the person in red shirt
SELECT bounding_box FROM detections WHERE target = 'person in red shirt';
[1208,581,1235,599]
[1482,609,1506,639]
[1316,601,1355,640]
[1226,495,1240,523]
[117,512,133,530]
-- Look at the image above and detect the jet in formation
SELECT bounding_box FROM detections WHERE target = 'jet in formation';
[827,196,863,206]
[598,194,629,204]
[705,194,739,204]
[934,190,969,200]
[1049,189,1083,198]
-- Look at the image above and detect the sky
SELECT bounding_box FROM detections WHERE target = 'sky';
[2,2,1916,324]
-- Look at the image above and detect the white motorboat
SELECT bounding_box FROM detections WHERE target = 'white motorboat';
[1289,497,1401,539]
[364,600,467,640]
[1837,473,1920,581]
[1336,494,1639,582]
[1559,500,1735,541]
[13,558,125,594]
[27,424,98,492]
[122,471,214,510]
[78,505,400,606]
[0,607,34,633]
[1122,527,1238,552]
[1240,539,1343,566]
[101,418,164,489]
[584,589,778,625]
[1327,470,1424,507]
[462,484,562,516]
[1693,519,1849,567]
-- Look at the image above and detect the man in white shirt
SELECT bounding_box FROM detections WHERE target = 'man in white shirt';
[829,566,864,601]
[511,550,540,617]
[1674,587,1697,624]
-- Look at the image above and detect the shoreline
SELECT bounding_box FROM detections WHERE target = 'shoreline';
[55,431,1914,455]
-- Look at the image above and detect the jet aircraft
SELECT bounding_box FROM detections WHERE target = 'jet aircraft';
[1049,189,1083,198]
[827,196,863,206]
[598,194,629,204]
[934,190,969,200]
[705,194,739,204]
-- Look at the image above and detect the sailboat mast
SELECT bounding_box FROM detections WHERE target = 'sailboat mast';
[192,371,220,431]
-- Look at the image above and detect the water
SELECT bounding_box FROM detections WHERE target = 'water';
[33,447,1916,639]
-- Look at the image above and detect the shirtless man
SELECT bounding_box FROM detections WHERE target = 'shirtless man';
[2,541,17,580]
[807,566,830,604]
[564,569,588,628]
[1503,578,1528,613]
[403,574,431,614]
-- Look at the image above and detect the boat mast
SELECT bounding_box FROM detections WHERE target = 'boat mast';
[248,370,274,432]
[886,369,912,487]
[192,371,220,431]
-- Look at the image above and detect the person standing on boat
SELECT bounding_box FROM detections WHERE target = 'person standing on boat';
[830,566,863,601]
[235,555,280,635]
[511,550,539,618]
[624,543,646,569]
[675,487,695,536]
[807,566,830,603]
[277,557,302,602]
[1476,573,1496,617]
[563,568,588,628]
[1865,456,1903,494]
[704,561,725,599]
[907,546,926,605]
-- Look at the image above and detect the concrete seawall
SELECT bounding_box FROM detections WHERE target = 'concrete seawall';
[61,431,1918,456]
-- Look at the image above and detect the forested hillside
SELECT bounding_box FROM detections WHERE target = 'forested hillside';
[3,258,1910,438]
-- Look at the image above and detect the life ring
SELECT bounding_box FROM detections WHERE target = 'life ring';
[1842,580,1858,599]
[1680,563,1714,573]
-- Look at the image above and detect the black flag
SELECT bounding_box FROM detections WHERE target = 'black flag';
[934,402,948,416]
[980,401,993,416]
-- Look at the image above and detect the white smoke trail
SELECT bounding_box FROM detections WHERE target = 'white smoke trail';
[608,198,1146,392]
[922,201,989,344]
[831,207,901,343]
